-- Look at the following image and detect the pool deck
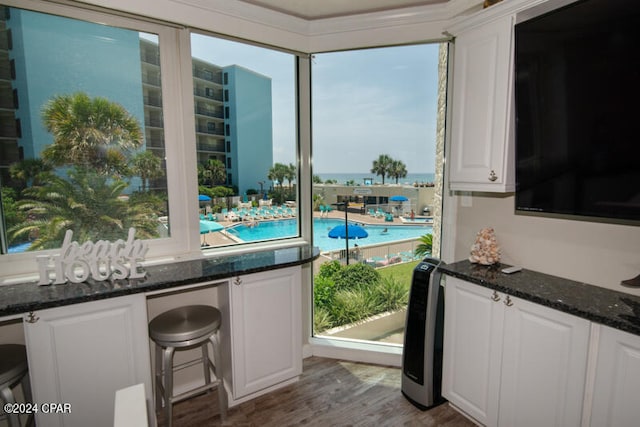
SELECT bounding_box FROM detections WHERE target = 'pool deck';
[201,208,424,248]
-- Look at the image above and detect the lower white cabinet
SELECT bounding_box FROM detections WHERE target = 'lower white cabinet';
[443,276,590,427]
[23,294,153,427]
[589,325,640,427]
[228,266,302,401]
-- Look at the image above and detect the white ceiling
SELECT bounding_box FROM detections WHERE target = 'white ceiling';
[235,0,450,20]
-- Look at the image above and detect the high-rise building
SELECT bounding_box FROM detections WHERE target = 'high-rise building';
[2,7,273,196]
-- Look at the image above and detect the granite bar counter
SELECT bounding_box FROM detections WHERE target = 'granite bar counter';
[0,245,319,317]
[439,260,640,336]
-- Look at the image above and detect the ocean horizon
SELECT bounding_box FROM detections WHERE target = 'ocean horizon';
[316,172,435,185]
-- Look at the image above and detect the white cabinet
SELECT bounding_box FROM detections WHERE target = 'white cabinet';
[448,14,515,192]
[589,325,640,427]
[443,276,590,427]
[23,295,153,427]
[442,275,503,426]
[227,266,302,401]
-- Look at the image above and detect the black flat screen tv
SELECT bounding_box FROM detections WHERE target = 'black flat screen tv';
[514,0,640,225]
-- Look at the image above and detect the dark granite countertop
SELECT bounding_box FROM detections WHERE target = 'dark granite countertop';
[0,245,319,317]
[439,260,640,337]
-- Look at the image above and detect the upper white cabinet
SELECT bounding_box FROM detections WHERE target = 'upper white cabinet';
[227,266,302,402]
[448,14,515,192]
[23,295,153,427]
[589,325,640,427]
[443,276,590,427]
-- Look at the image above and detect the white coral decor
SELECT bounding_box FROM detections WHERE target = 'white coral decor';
[469,227,501,265]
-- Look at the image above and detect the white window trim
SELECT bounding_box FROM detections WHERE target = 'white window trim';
[0,0,311,282]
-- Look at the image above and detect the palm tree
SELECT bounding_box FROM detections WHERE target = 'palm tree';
[130,151,164,192]
[414,233,433,258]
[389,159,408,184]
[200,158,226,187]
[40,92,143,175]
[268,163,288,191]
[371,154,393,184]
[285,163,296,189]
[9,167,158,250]
[9,159,53,189]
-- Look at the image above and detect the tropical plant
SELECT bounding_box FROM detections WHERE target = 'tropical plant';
[389,159,408,184]
[267,162,289,190]
[199,158,226,187]
[415,233,433,258]
[40,92,142,175]
[130,150,164,192]
[8,168,158,250]
[8,159,54,189]
[370,154,393,184]
[284,163,296,189]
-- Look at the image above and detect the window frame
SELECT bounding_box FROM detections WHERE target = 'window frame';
[0,0,311,283]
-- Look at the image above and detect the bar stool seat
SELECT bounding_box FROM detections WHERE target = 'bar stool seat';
[0,344,32,427]
[149,305,226,426]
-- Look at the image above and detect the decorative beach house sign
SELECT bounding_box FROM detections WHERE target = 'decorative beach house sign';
[36,227,149,285]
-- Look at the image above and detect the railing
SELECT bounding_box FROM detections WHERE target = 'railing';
[316,238,422,273]
[193,70,222,84]
[194,107,223,119]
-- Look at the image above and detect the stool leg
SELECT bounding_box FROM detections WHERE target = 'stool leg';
[209,332,227,420]
[21,372,33,427]
[1,386,21,427]
[201,342,211,386]
[162,346,176,427]
[154,344,163,410]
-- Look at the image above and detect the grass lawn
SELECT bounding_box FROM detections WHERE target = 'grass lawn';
[377,260,420,285]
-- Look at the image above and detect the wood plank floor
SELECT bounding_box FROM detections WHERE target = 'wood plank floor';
[157,357,476,426]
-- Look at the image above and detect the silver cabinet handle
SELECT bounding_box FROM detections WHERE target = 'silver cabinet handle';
[234,276,242,286]
[488,170,498,182]
[26,312,39,323]
[491,290,501,302]
[504,295,513,307]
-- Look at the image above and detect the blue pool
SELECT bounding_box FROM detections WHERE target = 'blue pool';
[226,218,431,252]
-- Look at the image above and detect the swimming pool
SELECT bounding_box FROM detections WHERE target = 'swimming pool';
[226,218,432,252]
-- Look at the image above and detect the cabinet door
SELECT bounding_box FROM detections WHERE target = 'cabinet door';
[499,296,590,427]
[442,277,504,426]
[590,325,640,427]
[449,15,515,192]
[23,295,153,427]
[230,266,302,399]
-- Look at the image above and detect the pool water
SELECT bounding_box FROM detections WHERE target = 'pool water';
[226,218,431,252]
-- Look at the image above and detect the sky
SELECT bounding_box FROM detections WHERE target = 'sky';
[190,34,440,174]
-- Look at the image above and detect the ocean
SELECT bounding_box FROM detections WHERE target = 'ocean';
[316,172,435,186]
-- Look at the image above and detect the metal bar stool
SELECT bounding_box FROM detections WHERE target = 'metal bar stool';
[149,305,227,427]
[0,344,33,427]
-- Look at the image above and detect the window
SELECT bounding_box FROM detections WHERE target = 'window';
[0,5,170,259]
[311,44,446,347]
[190,33,299,248]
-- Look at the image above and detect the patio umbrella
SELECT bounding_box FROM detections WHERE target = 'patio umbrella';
[328,224,368,239]
[198,194,212,202]
[200,220,224,245]
[389,195,408,202]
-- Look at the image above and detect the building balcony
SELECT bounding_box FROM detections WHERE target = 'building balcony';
[195,125,224,136]
[194,107,223,119]
[144,95,162,108]
[193,88,223,102]
[193,70,222,84]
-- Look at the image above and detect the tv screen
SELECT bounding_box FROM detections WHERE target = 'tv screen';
[514,0,640,225]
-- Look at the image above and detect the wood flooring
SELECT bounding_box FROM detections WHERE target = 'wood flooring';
[157,356,475,426]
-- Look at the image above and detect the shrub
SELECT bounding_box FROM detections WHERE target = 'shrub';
[313,275,336,310]
[333,263,380,292]
[313,306,333,333]
[373,276,410,312]
[331,289,378,325]
[317,260,342,279]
